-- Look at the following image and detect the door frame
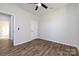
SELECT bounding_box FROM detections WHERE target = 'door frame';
[0,10,14,46]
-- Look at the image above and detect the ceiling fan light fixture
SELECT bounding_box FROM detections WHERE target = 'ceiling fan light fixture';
[38,3,41,7]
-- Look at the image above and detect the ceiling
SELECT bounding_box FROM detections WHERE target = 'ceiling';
[13,3,67,16]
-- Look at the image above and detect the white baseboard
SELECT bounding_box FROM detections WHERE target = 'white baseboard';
[37,37,79,49]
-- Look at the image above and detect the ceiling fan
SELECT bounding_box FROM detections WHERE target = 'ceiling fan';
[29,3,48,11]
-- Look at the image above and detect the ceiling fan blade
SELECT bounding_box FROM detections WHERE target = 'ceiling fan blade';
[41,3,48,9]
[35,6,38,10]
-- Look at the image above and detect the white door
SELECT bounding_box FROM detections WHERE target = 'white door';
[30,19,38,39]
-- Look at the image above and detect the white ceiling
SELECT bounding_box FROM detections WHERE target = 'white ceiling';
[13,3,67,16]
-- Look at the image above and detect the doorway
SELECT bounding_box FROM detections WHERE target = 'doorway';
[0,13,14,49]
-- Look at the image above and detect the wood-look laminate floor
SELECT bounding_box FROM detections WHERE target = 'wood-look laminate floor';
[0,39,79,56]
[0,39,13,49]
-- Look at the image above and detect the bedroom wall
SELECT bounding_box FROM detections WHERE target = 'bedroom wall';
[0,3,38,46]
[38,4,78,48]
[77,4,79,48]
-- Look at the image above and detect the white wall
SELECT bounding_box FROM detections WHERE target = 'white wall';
[77,4,79,48]
[0,3,38,46]
[38,4,78,48]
